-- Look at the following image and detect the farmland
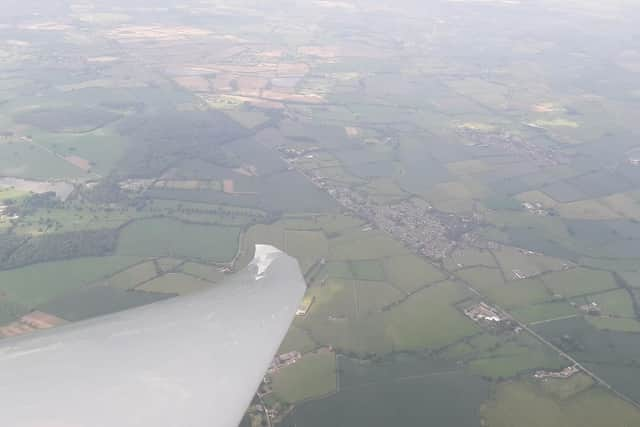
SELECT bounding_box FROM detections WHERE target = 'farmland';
[116,218,240,263]
[3,0,640,426]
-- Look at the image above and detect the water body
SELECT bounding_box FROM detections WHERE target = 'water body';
[279,353,488,427]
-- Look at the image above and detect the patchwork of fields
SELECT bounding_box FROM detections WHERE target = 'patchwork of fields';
[2,1,640,426]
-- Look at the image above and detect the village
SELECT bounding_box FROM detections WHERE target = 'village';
[279,146,477,260]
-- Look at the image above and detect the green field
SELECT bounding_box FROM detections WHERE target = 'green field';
[4,3,640,426]
[456,267,505,293]
[481,278,552,309]
[271,351,337,403]
[443,247,497,270]
[384,254,446,293]
[116,218,240,262]
[38,286,168,321]
[0,256,141,309]
[326,261,353,279]
[482,381,640,427]
[0,188,30,202]
[511,301,578,324]
[279,325,318,354]
[283,229,329,271]
[468,335,566,379]
[383,281,479,351]
[354,280,403,314]
[180,262,224,283]
[492,246,569,279]
[328,230,407,261]
[350,259,386,281]
[538,373,594,400]
[34,129,130,175]
[0,142,86,180]
[102,261,158,290]
[541,268,618,298]
[156,258,184,273]
[586,316,640,333]
[296,279,393,355]
[136,272,211,295]
[589,289,636,318]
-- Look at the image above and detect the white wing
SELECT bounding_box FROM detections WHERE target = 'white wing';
[0,245,305,427]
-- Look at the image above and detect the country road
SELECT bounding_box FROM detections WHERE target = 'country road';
[460,280,640,410]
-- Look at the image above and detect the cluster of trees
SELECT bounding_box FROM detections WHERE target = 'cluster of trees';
[15,107,121,133]
[80,180,127,204]
[115,110,249,178]
[20,192,60,211]
[0,229,118,270]
[0,234,29,266]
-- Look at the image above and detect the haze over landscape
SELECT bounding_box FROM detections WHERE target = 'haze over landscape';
[1,0,640,426]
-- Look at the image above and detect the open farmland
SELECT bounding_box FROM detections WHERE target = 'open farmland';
[271,350,337,403]
[3,1,640,425]
[116,218,240,263]
[0,256,142,309]
[482,381,640,427]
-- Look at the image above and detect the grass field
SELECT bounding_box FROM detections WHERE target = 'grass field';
[279,326,318,354]
[34,130,130,175]
[540,268,618,298]
[310,214,365,235]
[538,373,594,400]
[0,188,29,202]
[326,261,353,279]
[350,260,386,281]
[354,280,403,315]
[480,278,552,309]
[620,271,640,288]
[156,258,184,273]
[602,192,640,221]
[589,289,636,318]
[492,246,569,279]
[38,286,168,321]
[362,177,408,201]
[103,261,158,290]
[384,254,446,293]
[116,218,240,262]
[585,316,640,333]
[328,230,407,261]
[455,267,505,293]
[383,281,479,351]
[511,301,577,324]
[136,272,211,295]
[443,247,497,270]
[271,351,337,403]
[296,280,393,355]
[0,256,142,308]
[481,381,640,427]
[0,142,86,180]
[180,262,224,283]
[284,229,329,272]
[468,335,566,379]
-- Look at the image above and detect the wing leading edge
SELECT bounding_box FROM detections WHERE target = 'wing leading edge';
[0,245,306,427]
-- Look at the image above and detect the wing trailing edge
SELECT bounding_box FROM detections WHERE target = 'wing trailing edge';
[0,245,306,427]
